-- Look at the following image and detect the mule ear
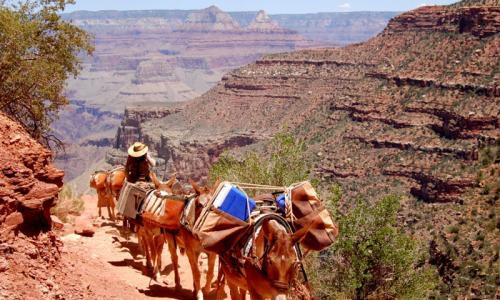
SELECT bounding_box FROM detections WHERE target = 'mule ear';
[190,179,203,195]
[164,173,177,188]
[290,222,314,245]
[261,219,278,242]
[211,179,222,192]
[150,172,162,189]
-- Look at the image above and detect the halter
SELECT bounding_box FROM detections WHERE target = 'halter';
[242,213,308,292]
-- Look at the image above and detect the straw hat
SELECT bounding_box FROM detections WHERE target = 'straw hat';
[128,142,148,158]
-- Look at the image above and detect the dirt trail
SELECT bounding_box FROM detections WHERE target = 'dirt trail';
[59,195,221,300]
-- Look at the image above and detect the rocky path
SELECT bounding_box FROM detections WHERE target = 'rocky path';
[58,195,221,300]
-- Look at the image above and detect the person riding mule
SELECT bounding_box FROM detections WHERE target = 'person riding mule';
[125,142,156,184]
[118,142,159,227]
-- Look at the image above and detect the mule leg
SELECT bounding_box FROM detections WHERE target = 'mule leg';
[107,205,113,220]
[98,207,102,218]
[186,248,202,299]
[165,234,181,289]
[153,234,165,282]
[228,282,244,300]
[215,277,225,300]
[138,228,152,271]
[248,288,263,300]
[202,252,216,294]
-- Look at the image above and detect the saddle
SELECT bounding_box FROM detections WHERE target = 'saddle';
[141,192,192,231]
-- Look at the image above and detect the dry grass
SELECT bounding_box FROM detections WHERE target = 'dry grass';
[51,185,85,223]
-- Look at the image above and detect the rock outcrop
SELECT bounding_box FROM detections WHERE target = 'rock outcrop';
[0,113,64,240]
[0,112,74,299]
[385,5,500,37]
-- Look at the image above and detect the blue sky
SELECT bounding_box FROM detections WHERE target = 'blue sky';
[65,0,460,14]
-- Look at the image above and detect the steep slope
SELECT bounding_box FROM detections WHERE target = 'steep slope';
[0,112,67,298]
[127,2,499,201]
[112,2,499,295]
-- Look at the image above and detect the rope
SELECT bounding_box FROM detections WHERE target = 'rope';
[229,182,286,191]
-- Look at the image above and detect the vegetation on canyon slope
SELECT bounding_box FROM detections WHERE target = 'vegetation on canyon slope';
[209,133,438,299]
[0,0,93,147]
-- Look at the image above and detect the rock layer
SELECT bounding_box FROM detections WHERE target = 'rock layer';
[0,113,64,239]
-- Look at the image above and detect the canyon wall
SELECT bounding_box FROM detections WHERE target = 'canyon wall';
[117,2,499,204]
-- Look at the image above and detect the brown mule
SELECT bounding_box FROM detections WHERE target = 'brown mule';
[107,166,126,203]
[90,171,114,220]
[136,174,181,283]
[173,180,218,300]
[219,217,312,300]
[89,167,126,221]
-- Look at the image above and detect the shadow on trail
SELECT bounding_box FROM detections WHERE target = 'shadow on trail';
[139,285,219,300]
[108,258,147,274]
[139,285,193,299]
[112,236,143,259]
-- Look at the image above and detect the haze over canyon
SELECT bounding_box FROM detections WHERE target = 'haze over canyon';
[54,6,397,188]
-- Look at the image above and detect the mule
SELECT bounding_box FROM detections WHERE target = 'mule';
[141,179,218,299]
[134,174,180,283]
[90,171,115,220]
[218,215,312,300]
[107,166,126,204]
[174,181,218,299]
[89,167,126,220]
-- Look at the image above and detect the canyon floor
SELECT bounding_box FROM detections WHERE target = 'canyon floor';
[55,196,221,300]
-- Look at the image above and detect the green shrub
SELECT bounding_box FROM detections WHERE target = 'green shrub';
[51,185,84,223]
[308,194,438,299]
[209,133,311,187]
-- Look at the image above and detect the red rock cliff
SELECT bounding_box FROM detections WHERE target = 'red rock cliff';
[0,112,64,240]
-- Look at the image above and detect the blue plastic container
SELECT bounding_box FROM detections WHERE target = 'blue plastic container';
[276,193,286,212]
[213,183,256,221]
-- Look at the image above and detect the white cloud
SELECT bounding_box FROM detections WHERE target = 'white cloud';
[338,3,351,9]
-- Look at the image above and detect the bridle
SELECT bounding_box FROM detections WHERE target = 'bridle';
[246,213,307,293]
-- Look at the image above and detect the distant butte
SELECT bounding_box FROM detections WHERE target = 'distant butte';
[247,10,294,33]
[178,5,241,32]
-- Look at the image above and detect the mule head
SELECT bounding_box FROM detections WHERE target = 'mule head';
[152,173,177,191]
[259,220,312,297]
[189,179,214,211]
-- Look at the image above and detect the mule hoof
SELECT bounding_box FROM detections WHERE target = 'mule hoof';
[196,290,204,300]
